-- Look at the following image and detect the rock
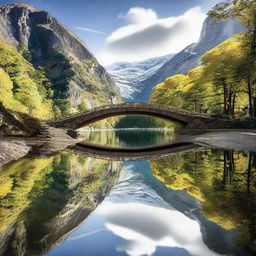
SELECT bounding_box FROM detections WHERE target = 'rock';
[0,141,30,166]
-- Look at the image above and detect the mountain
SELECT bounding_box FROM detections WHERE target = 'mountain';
[106,54,174,101]
[131,17,244,102]
[0,3,121,118]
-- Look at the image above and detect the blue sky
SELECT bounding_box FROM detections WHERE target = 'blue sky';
[0,0,222,64]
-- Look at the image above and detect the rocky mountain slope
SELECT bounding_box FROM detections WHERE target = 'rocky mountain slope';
[0,2,121,117]
[129,17,244,102]
[106,54,174,101]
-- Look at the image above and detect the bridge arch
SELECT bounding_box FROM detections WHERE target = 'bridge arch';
[69,141,200,161]
[47,103,213,130]
[74,111,187,129]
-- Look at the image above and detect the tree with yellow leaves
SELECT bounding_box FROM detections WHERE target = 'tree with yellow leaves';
[208,0,256,117]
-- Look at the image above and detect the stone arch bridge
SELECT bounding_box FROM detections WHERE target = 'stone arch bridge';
[47,103,225,130]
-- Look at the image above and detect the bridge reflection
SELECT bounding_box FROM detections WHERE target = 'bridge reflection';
[68,141,200,161]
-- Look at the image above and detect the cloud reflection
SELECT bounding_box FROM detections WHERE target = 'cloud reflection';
[97,202,221,256]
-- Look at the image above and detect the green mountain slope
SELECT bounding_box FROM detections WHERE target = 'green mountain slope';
[0,3,121,119]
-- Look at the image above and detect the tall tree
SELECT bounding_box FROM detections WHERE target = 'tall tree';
[208,0,256,117]
[202,38,245,117]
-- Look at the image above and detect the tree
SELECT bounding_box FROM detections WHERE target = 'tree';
[208,0,256,117]
[183,66,214,113]
[202,38,247,117]
[151,74,189,108]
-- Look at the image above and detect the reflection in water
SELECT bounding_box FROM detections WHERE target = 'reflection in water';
[95,162,220,256]
[81,129,175,148]
[98,202,219,256]
[0,131,256,256]
[152,150,256,254]
[44,151,255,256]
[0,153,120,256]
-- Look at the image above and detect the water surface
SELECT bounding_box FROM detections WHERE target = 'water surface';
[81,128,175,148]
[0,129,256,256]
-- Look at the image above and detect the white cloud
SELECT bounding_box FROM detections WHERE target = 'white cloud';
[96,6,206,65]
[75,26,106,35]
[118,7,157,24]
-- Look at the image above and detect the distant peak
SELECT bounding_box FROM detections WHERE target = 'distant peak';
[1,2,39,12]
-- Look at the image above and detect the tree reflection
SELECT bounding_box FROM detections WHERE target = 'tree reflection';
[81,129,175,148]
[151,150,256,255]
[0,152,120,256]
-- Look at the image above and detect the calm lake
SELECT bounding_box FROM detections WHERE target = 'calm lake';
[0,129,256,256]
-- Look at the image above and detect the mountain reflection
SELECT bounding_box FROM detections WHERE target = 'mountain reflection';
[0,132,256,256]
[152,150,256,255]
[0,152,120,256]
[46,151,255,256]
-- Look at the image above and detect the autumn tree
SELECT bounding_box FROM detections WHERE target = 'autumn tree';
[202,38,247,117]
[208,0,256,117]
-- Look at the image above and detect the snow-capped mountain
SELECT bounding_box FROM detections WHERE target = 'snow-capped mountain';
[135,17,244,102]
[106,54,174,101]
[107,17,243,103]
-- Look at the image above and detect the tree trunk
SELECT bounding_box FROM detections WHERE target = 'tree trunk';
[247,153,253,194]
[223,84,228,115]
[252,9,256,55]
[228,91,232,118]
[247,76,254,118]
[223,151,228,185]
[232,93,236,118]
[253,96,256,117]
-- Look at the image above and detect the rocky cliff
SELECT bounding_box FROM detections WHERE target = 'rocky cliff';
[0,2,121,117]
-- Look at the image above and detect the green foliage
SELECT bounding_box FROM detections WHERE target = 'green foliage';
[78,101,89,112]
[0,152,120,233]
[151,150,256,232]
[53,99,72,118]
[0,157,53,231]
[18,42,32,62]
[208,0,256,117]
[115,115,173,128]
[0,41,54,119]
[151,36,254,118]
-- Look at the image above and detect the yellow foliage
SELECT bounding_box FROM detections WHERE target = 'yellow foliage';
[0,41,54,119]
[0,176,13,198]
[0,68,27,112]
[151,36,250,115]
[202,37,243,64]
[151,150,255,231]
[0,157,53,231]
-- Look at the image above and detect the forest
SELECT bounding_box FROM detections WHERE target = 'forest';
[151,0,256,119]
